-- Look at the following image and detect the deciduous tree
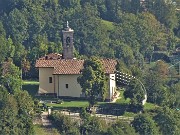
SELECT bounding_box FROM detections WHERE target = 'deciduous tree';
[77,57,107,107]
[132,114,159,135]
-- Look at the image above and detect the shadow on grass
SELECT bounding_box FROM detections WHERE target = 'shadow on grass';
[22,84,39,97]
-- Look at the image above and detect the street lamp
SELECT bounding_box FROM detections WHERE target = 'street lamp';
[115,71,147,105]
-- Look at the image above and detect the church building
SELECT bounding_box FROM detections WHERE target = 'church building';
[35,22,117,101]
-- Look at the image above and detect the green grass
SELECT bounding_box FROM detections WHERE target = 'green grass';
[144,102,157,110]
[45,100,89,110]
[101,19,114,31]
[123,112,137,117]
[22,80,39,97]
[116,91,131,104]
[23,80,39,85]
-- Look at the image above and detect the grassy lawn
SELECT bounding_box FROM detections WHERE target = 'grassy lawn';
[101,19,114,31]
[144,102,157,110]
[23,80,39,85]
[116,90,131,104]
[22,80,39,97]
[46,100,89,109]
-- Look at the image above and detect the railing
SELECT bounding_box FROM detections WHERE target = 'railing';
[115,71,147,105]
[59,110,134,124]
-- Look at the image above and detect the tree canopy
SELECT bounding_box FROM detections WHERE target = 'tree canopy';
[77,57,107,107]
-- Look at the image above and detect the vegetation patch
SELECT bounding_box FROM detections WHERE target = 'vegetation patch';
[34,124,59,135]
[101,19,114,31]
[22,80,39,97]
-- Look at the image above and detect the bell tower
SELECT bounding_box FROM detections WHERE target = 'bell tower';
[62,21,74,59]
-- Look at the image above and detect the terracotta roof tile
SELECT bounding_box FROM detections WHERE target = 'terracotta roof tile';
[36,59,117,74]
[53,60,84,74]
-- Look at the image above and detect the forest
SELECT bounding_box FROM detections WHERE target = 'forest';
[0,0,180,135]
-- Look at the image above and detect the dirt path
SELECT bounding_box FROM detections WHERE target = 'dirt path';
[41,111,52,126]
[112,91,121,102]
[40,111,59,135]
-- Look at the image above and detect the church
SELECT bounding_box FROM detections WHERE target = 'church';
[35,22,117,101]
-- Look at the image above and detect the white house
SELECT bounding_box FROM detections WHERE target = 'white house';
[35,22,117,101]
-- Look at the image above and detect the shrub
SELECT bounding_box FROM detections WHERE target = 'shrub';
[56,99,64,104]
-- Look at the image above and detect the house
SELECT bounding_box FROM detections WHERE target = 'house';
[35,22,117,101]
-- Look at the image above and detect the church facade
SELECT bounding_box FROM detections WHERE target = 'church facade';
[35,23,117,101]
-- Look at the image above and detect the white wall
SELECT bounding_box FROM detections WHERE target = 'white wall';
[108,74,116,101]
[39,68,54,93]
[38,68,116,101]
[57,74,82,97]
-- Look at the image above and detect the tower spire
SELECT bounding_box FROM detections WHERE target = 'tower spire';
[62,21,74,59]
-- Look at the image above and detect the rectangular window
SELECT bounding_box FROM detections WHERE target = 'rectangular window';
[66,84,68,88]
[49,77,52,83]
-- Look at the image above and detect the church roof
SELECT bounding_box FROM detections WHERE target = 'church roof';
[36,58,117,75]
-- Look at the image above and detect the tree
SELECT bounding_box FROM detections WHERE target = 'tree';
[153,60,169,78]
[77,57,107,107]
[0,88,19,135]
[132,114,159,135]
[49,112,80,135]
[131,0,141,14]
[21,58,30,78]
[6,37,15,58]
[154,107,180,135]
[150,0,178,30]
[14,90,34,115]
[79,108,108,135]
[5,8,29,44]
[1,60,22,94]
[144,71,168,105]
[169,82,180,109]
[0,36,8,64]
[0,21,8,64]
[124,79,145,112]
[144,61,170,105]
[14,90,35,135]
[0,87,34,135]
[107,120,137,135]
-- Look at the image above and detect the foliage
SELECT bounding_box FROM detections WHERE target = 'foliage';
[168,82,180,109]
[14,90,34,114]
[124,79,144,112]
[49,111,80,135]
[56,99,63,104]
[80,113,108,135]
[0,87,34,135]
[34,124,59,135]
[132,114,159,135]
[0,0,178,79]
[144,66,169,106]
[0,1,179,134]
[77,57,107,107]
[106,120,137,135]
[153,107,180,135]
[1,61,22,94]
